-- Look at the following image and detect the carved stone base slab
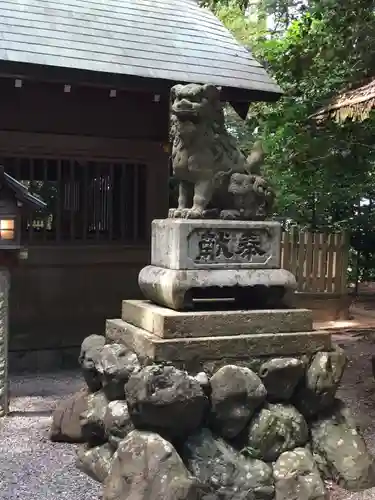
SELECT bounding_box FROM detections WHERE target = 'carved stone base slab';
[151,219,281,270]
[106,318,332,368]
[121,300,313,338]
[138,265,297,311]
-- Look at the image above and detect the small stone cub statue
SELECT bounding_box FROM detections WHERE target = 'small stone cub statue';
[168,83,275,220]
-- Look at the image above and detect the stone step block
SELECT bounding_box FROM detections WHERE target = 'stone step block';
[106,318,332,365]
[122,300,313,339]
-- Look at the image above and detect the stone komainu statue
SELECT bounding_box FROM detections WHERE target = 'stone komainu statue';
[169,83,275,220]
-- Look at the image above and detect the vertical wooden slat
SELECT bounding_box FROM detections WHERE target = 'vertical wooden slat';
[43,158,48,242]
[28,158,34,243]
[296,230,306,291]
[120,164,126,241]
[100,166,104,235]
[95,162,100,241]
[70,160,75,241]
[14,157,25,240]
[333,233,342,293]
[133,164,139,241]
[82,162,89,241]
[340,232,349,294]
[56,159,62,242]
[102,169,106,234]
[145,161,154,242]
[103,166,108,234]
[289,227,298,278]
[108,163,114,241]
[138,164,147,241]
[326,233,335,293]
[311,232,320,292]
[335,231,349,294]
[305,231,314,291]
[318,233,329,292]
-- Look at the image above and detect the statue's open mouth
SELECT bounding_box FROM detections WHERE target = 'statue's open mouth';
[173,105,197,116]
[172,99,201,122]
[173,110,200,124]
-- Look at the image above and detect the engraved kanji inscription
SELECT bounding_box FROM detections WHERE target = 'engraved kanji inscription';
[235,233,266,259]
[196,230,217,262]
[193,228,270,264]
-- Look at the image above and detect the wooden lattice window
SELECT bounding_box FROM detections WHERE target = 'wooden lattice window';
[0,157,147,244]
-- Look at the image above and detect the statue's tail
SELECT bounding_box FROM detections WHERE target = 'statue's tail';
[246,141,264,175]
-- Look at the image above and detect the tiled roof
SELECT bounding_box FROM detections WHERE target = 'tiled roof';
[0,0,281,98]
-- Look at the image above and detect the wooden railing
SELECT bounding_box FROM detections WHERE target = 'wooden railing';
[281,229,348,294]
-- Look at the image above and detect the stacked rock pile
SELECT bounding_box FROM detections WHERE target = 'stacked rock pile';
[51,334,375,499]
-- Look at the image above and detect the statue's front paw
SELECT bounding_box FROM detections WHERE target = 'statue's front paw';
[168,208,183,218]
[183,208,204,219]
[220,210,240,220]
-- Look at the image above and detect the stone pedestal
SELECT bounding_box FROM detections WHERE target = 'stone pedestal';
[139,219,296,311]
[151,219,282,270]
[125,219,324,371]
[60,220,375,499]
[106,299,331,374]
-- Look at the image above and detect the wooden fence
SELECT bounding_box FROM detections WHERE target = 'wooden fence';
[281,229,348,294]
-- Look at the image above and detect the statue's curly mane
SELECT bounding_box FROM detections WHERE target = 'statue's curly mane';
[170,84,247,173]
[168,83,273,220]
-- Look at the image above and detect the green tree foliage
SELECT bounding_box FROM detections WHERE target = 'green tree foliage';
[200,0,375,279]
[203,0,375,236]
[200,0,251,14]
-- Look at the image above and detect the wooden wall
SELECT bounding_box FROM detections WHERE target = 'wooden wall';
[0,79,169,140]
[0,77,170,358]
[10,246,147,352]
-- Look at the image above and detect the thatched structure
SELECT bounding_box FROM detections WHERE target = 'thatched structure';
[312,78,375,123]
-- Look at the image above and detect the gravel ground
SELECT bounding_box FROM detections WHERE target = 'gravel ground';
[1,334,375,500]
[327,333,375,500]
[0,371,101,500]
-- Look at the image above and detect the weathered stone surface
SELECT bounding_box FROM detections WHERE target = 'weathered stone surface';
[151,219,281,270]
[246,404,309,462]
[138,265,297,310]
[273,448,327,500]
[76,443,114,483]
[210,365,266,439]
[103,400,134,449]
[200,354,311,378]
[50,388,88,443]
[311,400,375,491]
[97,343,140,401]
[80,390,109,446]
[78,334,106,393]
[122,299,313,338]
[125,365,208,440]
[293,346,347,418]
[182,428,274,499]
[106,318,332,364]
[169,84,275,222]
[259,357,305,401]
[103,430,209,500]
[193,372,211,396]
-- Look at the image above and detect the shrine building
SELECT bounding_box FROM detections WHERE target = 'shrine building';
[0,0,281,369]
